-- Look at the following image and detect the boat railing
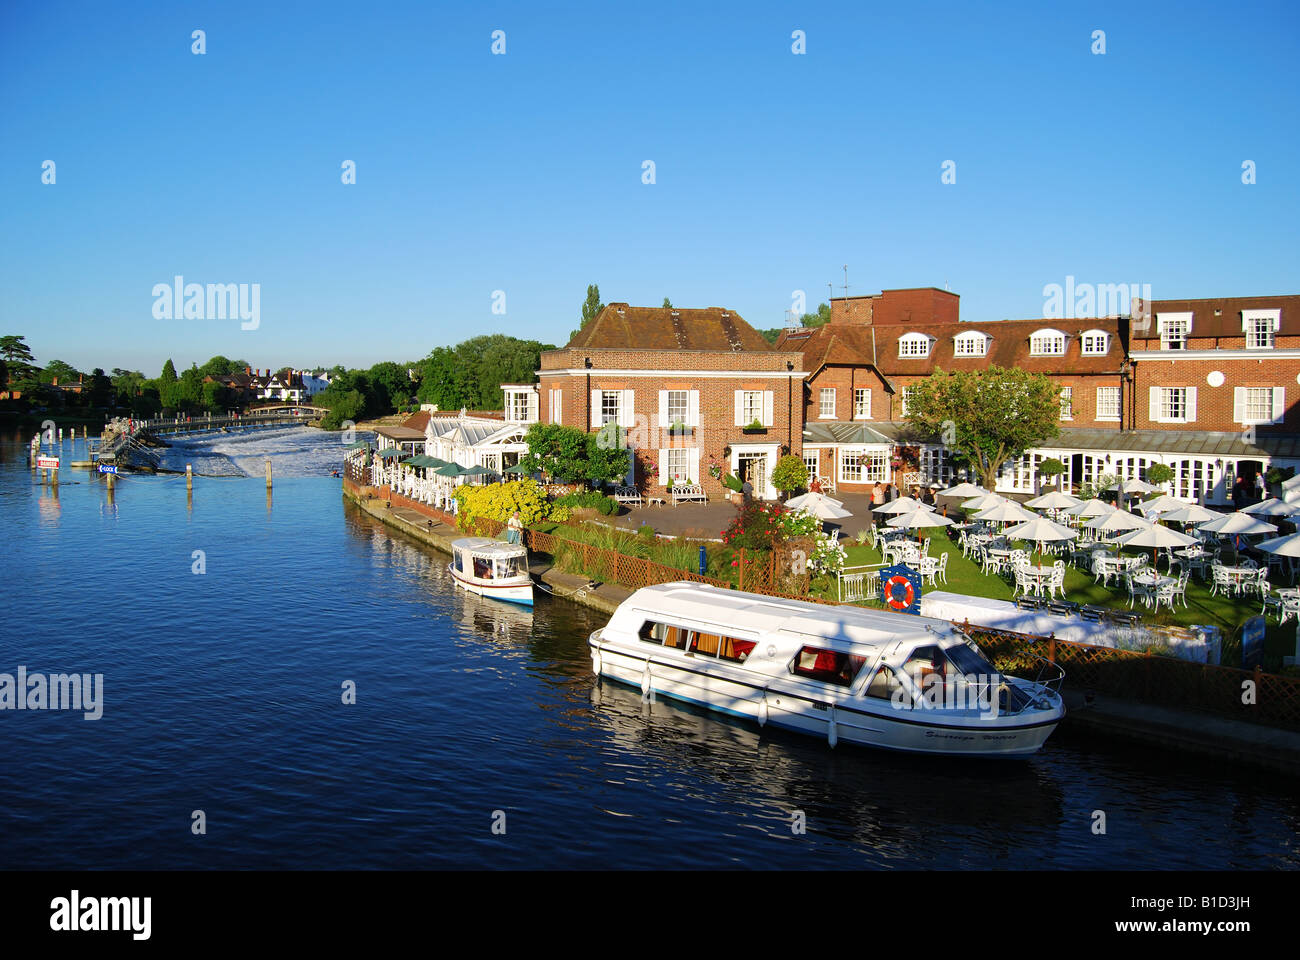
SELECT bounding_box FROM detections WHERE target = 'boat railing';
[1025,656,1067,694]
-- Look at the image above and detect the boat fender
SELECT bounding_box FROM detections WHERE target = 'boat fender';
[640,664,652,697]
[827,704,838,748]
[758,692,769,727]
[591,650,602,676]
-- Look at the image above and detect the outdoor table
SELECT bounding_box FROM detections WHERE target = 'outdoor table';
[1093,554,1141,587]
[1215,565,1260,597]
[1132,570,1174,589]
[1022,564,1056,596]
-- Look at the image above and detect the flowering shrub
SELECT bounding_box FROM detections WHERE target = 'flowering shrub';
[455,479,549,528]
[808,534,847,573]
[776,508,821,539]
[720,500,786,551]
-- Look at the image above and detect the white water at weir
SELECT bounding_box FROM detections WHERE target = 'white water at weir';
[158,426,371,478]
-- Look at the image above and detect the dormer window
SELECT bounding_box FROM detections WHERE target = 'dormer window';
[953,331,989,357]
[1029,329,1066,357]
[1243,309,1279,349]
[1157,312,1191,350]
[1080,330,1109,356]
[898,333,932,358]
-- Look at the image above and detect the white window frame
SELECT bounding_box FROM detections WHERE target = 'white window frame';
[742,390,763,424]
[600,390,621,425]
[666,390,689,425]
[1243,309,1280,350]
[900,386,919,417]
[1157,312,1191,350]
[1150,386,1197,424]
[1096,386,1120,422]
[548,388,562,425]
[1059,386,1073,421]
[819,388,836,419]
[898,333,931,358]
[802,451,819,480]
[1029,329,1066,357]
[1080,330,1109,356]
[1235,386,1285,426]
[664,447,690,483]
[953,332,988,357]
[853,387,871,419]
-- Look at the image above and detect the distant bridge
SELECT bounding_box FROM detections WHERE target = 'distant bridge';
[135,406,328,437]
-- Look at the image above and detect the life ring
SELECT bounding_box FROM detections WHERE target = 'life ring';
[884,574,915,611]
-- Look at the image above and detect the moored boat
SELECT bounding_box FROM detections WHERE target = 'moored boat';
[588,582,1065,757]
[449,537,533,606]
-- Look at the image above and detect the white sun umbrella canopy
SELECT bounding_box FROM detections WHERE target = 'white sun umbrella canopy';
[1116,524,1198,550]
[1106,478,1158,495]
[1159,503,1220,525]
[1257,533,1300,558]
[973,501,1038,524]
[1084,510,1151,534]
[1197,512,1278,536]
[1002,516,1078,553]
[886,508,955,530]
[1065,498,1116,518]
[962,492,1009,512]
[785,493,853,521]
[785,490,846,512]
[1136,493,1184,515]
[938,482,989,499]
[1024,490,1082,510]
[1243,498,1300,517]
[873,496,932,515]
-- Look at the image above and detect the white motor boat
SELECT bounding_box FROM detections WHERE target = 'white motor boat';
[449,537,533,606]
[588,582,1065,757]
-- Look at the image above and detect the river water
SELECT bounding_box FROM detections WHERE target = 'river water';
[2,425,1298,869]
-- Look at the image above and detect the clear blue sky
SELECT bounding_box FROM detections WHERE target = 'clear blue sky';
[2,0,1297,377]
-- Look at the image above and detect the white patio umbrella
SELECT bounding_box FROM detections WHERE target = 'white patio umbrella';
[1158,503,1219,525]
[1065,498,1117,518]
[885,508,955,530]
[785,492,853,521]
[1136,493,1184,515]
[973,501,1038,524]
[1243,498,1300,517]
[962,492,1009,512]
[1197,512,1278,536]
[1257,533,1300,583]
[1024,491,1082,510]
[1107,478,1158,495]
[1002,516,1078,562]
[873,496,932,515]
[785,490,845,512]
[1086,510,1153,556]
[937,482,989,499]
[1116,523,1199,568]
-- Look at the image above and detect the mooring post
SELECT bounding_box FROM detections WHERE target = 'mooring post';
[107,471,115,493]
[186,463,193,492]
[52,466,58,488]
[265,458,273,489]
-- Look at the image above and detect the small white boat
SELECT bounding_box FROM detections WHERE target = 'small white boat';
[449,537,533,606]
[589,582,1065,757]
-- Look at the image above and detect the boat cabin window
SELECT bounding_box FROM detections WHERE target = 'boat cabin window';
[790,646,866,687]
[495,556,525,578]
[903,645,948,684]
[453,553,464,573]
[637,620,755,661]
[472,557,493,579]
[865,664,911,706]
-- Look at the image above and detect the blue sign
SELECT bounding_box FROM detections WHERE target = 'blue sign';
[879,563,922,615]
[97,464,118,475]
[1242,616,1266,670]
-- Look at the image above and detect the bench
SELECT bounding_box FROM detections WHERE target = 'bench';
[613,486,643,508]
[670,484,707,505]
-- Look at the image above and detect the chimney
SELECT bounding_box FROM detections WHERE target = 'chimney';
[52,376,58,386]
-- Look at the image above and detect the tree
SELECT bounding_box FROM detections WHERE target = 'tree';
[586,424,631,486]
[580,284,603,328]
[904,367,1060,491]
[800,303,832,327]
[87,368,114,408]
[1037,458,1065,490]
[160,358,177,382]
[0,335,37,380]
[1145,463,1174,489]
[39,359,80,385]
[517,423,590,483]
[772,454,809,495]
[662,297,673,309]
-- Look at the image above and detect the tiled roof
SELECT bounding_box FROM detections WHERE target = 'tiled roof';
[401,411,432,432]
[802,422,893,445]
[567,303,772,352]
[1050,428,1300,459]
[1134,295,1300,342]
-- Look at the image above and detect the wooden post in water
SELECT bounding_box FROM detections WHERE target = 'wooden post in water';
[265,458,273,490]
[52,465,58,488]
[107,471,115,493]
[186,464,193,492]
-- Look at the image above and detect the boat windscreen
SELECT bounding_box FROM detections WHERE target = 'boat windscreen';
[943,641,997,678]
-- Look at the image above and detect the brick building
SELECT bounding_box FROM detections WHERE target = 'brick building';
[531,303,805,499]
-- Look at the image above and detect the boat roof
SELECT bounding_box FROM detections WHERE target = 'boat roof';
[451,537,528,559]
[615,582,962,650]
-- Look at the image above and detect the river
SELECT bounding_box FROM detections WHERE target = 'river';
[2,425,1298,869]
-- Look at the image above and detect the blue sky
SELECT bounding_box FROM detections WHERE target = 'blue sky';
[1,0,1297,376]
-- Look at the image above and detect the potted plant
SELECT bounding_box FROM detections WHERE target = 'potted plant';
[742,418,766,434]
[1037,458,1065,491]
[772,454,809,502]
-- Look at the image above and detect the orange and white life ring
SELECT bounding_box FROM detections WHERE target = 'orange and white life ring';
[884,574,915,611]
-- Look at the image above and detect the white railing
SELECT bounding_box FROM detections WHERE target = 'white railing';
[837,565,881,603]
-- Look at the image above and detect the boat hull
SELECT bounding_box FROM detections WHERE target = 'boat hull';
[449,565,534,606]
[589,636,1061,757]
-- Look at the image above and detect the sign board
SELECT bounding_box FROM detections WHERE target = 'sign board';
[879,563,922,615]
[97,464,118,475]
[36,456,60,469]
[1241,616,1266,670]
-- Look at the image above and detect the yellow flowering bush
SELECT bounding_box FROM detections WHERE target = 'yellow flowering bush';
[455,480,549,528]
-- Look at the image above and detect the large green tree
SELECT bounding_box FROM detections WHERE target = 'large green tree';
[416,335,551,411]
[800,303,832,327]
[517,423,591,484]
[39,359,80,384]
[160,358,177,382]
[0,335,37,380]
[903,366,1060,490]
